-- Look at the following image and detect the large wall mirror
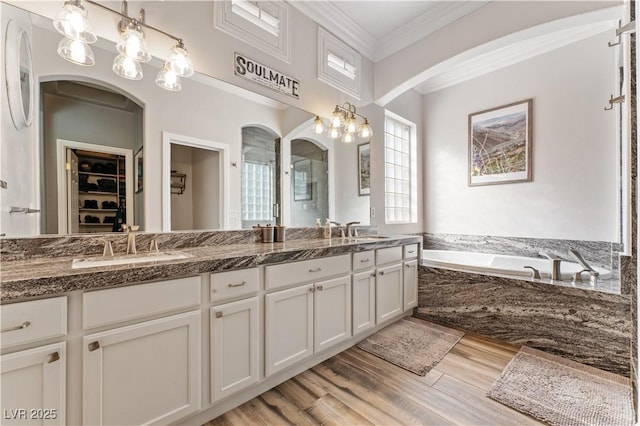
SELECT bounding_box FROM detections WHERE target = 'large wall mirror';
[7,4,370,235]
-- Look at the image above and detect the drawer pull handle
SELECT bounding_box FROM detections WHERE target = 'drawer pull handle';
[360,259,370,263]
[47,352,60,364]
[405,264,415,268]
[309,268,322,273]
[216,311,223,318]
[1,321,31,333]
[408,250,415,254]
[88,341,100,352]
[228,281,246,288]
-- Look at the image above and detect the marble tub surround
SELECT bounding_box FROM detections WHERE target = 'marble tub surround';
[1,232,413,302]
[423,233,622,282]
[0,226,379,262]
[416,265,631,377]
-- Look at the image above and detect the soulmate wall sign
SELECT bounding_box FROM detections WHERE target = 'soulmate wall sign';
[234,53,300,99]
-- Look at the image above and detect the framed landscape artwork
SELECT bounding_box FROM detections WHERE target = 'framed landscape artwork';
[468,99,532,186]
[358,143,370,196]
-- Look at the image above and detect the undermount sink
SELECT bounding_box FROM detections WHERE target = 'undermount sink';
[72,251,192,269]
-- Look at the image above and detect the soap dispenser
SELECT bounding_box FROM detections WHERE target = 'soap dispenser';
[324,219,331,239]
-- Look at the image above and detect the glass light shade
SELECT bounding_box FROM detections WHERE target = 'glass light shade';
[312,116,324,134]
[117,27,151,63]
[53,1,97,43]
[358,119,373,138]
[168,43,194,77]
[330,106,343,127]
[341,131,355,144]
[329,126,341,139]
[57,37,95,66]
[156,64,182,91]
[345,113,357,134]
[112,54,143,80]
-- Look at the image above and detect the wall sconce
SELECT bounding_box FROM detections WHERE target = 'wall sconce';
[53,0,194,91]
[312,102,372,143]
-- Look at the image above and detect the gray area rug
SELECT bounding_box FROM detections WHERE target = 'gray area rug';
[488,346,634,426]
[357,317,464,376]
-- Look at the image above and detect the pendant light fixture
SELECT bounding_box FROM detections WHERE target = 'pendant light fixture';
[52,0,196,91]
[314,102,373,143]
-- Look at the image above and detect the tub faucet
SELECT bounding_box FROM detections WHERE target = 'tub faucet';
[539,251,562,280]
[568,248,599,278]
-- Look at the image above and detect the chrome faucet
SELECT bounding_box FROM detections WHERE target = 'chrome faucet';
[539,251,562,280]
[568,248,599,278]
[330,221,346,239]
[345,221,361,238]
[122,224,140,254]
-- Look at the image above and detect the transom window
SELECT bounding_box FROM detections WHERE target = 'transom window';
[231,0,280,36]
[384,112,417,224]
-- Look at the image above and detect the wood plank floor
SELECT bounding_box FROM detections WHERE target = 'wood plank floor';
[205,331,545,425]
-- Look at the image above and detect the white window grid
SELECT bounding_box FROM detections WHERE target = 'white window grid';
[241,161,274,221]
[231,0,280,36]
[384,115,413,224]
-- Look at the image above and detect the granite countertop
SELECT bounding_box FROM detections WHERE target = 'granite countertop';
[1,235,421,302]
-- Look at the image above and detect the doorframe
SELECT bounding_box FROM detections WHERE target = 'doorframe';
[56,139,134,234]
[162,132,229,231]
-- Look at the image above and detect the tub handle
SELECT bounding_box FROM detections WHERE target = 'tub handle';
[524,266,541,279]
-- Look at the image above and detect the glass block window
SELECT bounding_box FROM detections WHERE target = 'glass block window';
[384,112,417,224]
[241,161,274,221]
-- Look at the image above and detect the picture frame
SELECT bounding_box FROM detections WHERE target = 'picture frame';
[135,148,143,193]
[293,159,312,201]
[358,143,370,196]
[468,99,532,186]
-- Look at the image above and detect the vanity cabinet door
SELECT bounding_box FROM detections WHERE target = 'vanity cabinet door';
[83,311,201,425]
[314,275,351,353]
[210,297,259,402]
[1,342,66,425]
[352,270,376,336]
[376,263,403,324]
[265,284,314,376]
[403,260,418,311]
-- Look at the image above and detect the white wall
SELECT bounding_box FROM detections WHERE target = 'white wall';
[423,31,617,241]
[192,149,220,230]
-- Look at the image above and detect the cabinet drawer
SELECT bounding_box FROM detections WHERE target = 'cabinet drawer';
[1,297,67,349]
[83,276,201,330]
[376,246,403,265]
[265,254,351,291]
[211,268,259,302]
[404,244,419,259]
[353,250,375,271]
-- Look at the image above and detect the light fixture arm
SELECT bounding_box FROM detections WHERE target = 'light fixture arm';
[335,102,367,121]
[86,0,182,42]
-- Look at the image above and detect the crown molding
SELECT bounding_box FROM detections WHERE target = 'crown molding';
[374,1,489,62]
[290,1,376,61]
[415,21,615,95]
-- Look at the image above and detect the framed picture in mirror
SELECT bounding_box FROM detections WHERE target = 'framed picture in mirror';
[293,159,312,201]
[135,148,143,193]
[358,143,370,196]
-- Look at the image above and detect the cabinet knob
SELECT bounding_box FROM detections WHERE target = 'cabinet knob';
[47,352,60,364]
[379,271,385,276]
[316,285,323,291]
[405,264,414,268]
[216,311,223,318]
[371,273,376,277]
[88,341,100,352]
[309,287,315,293]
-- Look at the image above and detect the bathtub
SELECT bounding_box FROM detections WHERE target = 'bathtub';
[421,249,611,280]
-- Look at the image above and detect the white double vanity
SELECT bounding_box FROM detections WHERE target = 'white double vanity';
[1,236,420,425]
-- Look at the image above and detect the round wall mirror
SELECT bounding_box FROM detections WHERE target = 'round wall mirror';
[5,20,34,130]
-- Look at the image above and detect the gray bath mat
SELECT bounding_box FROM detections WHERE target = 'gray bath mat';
[356,317,464,376]
[488,346,633,426]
